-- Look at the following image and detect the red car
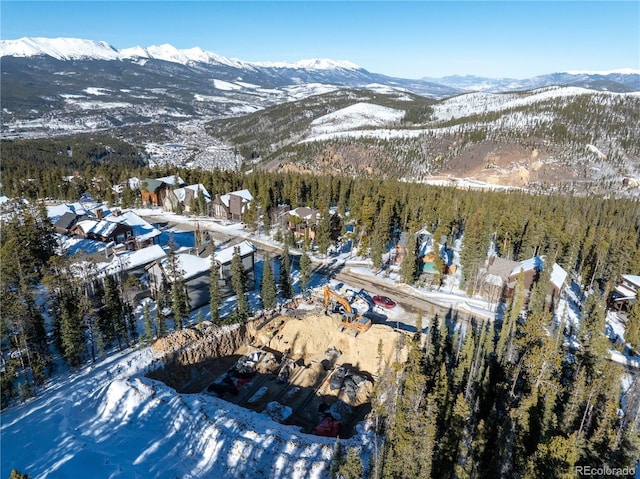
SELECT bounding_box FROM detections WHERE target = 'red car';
[372,295,396,309]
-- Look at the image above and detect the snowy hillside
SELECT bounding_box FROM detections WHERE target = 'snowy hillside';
[310,102,405,135]
[1,341,366,478]
[431,86,638,122]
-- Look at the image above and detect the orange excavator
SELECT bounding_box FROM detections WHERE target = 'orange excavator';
[323,285,372,335]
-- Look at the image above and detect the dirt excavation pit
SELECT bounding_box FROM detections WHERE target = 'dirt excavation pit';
[148,312,408,438]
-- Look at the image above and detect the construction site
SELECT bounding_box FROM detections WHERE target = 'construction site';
[147,287,409,438]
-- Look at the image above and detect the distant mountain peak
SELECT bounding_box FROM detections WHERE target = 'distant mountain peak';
[0,37,119,60]
[0,36,361,72]
[254,58,361,71]
[564,68,640,75]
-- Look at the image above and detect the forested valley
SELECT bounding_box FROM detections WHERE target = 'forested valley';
[1,138,640,477]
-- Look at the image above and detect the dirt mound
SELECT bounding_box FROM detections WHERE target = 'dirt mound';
[256,313,407,376]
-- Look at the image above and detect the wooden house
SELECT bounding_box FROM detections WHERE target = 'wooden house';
[610,274,640,311]
[280,207,320,241]
[211,189,253,222]
[72,219,133,244]
[53,211,82,235]
[140,179,170,207]
[506,256,568,308]
[169,184,211,213]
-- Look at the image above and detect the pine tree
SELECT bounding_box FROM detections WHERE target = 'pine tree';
[171,278,189,330]
[315,208,331,257]
[299,250,312,293]
[330,438,345,478]
[279,244,293,300]
[497,272,525,365]
[102,274,127,349]
[260,254,277,310]
[336,447,363,479]
[60,307,85,367]
[624,300,640,352]
[400,228,418,284]
[155,303,167,339]
[209,249,221,324]
[231,246,250,321]
[577,294,608,377]
[141,302,154,345]
[166,242,189,330]
[528,257,553,314]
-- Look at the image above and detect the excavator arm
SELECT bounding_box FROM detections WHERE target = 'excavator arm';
[323,285,352,314]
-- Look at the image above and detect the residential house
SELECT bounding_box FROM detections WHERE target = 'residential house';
[395,227,433,267]
[99,244,167,303]
[280,207,320,241]
[610,274,640,311]
[105,210,162,250]
[211,189,253,222]
[213,240,257,291]
[506,256,568,309]
[148,240,257,311]
[481,255,520,302]
[72,218,133,244]
[53,211,83,235]
[167,184,212,214]
[140,179,170,207]
[67,210,160,250]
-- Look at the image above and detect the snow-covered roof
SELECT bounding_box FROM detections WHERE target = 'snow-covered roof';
[614,283,637,300]
[550,263,568,291]
[622,274,640,289]
[511,256,544,276]
[156,175,185,186]
[215,240,257,265]
[219,189,253,207]
[173,184,211,203]
[161,253,211,281]
[101,245,166,276]
[128,177,141,190]
[47,202,90,221]
[75,219,109,236]
[289,207,318,221]
[106,211,161,242]
[510,256,567,290]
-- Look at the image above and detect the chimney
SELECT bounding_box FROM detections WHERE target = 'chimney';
[96,208,104,219]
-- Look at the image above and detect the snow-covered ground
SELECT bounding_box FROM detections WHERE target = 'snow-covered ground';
[1,342,370,478]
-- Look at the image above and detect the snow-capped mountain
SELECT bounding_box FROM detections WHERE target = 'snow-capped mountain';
[0,37,460,137]
[0,37,362,72]
[0,37,121,61]
[422,69,640,93]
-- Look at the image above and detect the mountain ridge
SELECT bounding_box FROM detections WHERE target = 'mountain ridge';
[2,36,638,91]
[0,37,362,71]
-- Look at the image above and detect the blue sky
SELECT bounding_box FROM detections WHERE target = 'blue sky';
[1,1,638,78]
